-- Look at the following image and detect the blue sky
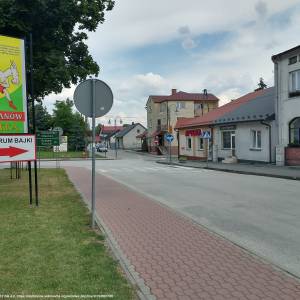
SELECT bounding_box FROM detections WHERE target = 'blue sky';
[45,0,300,126]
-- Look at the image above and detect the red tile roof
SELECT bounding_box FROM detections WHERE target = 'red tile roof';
[149,91,219,103]
[101,125,123,133]
[175,88,271,129]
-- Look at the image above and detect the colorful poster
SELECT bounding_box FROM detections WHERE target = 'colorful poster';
[0,35,27,133]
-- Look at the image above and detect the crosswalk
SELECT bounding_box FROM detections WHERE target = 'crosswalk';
[97,165,205,174]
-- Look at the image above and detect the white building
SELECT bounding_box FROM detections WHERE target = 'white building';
[176,88,276,163]
[272,46,300,165]
[115,123,146,150]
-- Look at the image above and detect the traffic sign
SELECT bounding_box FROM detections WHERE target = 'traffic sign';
[165,133,174,143]
[37,131,59,146]
[0,134,36,162]
[202,131,211,139]
[73,79,113,229]
[74,79,113,118]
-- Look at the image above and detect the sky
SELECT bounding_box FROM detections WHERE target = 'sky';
[44,0,300,126]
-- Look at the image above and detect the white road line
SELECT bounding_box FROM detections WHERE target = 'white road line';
[98,169,108,173]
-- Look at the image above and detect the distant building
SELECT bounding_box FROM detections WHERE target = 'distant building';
[272,45,300,165]
[115,123,146,149]
[146,89,219,155]
[99,125,123,147]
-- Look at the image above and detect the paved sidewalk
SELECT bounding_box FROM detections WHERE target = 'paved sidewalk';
[66,166,300,300]
[158,159,300,180]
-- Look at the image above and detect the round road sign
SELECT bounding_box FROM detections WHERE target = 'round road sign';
[73,79,113,118]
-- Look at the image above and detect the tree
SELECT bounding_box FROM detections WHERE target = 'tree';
[255,77,267,91]
[0,0,114,99]
[52,98,87,151]
[35,104,52,131]
[52,98,75,135]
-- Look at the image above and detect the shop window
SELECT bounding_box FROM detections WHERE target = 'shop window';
[289,70,300,97]
[251,130,262,149]
[289,117,300,146]
[198,137,204,150]
[186,136,192,149]
[222,131,235,149]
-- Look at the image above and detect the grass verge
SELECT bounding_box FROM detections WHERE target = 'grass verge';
[0,168,134,299]
[37,151,87,159]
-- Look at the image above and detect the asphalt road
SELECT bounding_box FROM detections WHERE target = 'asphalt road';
[8,150,300,278]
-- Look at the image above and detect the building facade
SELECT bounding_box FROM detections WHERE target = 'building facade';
[146,89,219,155]
[272,46,300,165]
[176,88,276,163]
[115,123,146,150]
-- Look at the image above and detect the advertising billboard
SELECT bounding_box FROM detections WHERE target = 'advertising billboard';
[0,35,27,133]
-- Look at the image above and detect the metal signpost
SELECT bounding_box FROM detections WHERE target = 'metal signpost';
[0,134,36,163]
[165,133,174,164]
[202,131,211,167]
[74,79,113,228]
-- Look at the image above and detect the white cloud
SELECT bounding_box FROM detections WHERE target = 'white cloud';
[44,0,300,127]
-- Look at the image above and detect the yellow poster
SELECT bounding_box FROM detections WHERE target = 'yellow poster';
[0,35,27,133]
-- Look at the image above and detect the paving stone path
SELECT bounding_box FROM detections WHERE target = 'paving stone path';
[66,166,300,300]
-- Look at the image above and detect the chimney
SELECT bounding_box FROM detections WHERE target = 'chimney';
[171,89,177,95]
[132,122,135,125]
[203,89,208,96]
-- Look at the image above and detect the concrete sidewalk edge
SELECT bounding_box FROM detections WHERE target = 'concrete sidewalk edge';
[157,160,300,181]
[65,168,156,300]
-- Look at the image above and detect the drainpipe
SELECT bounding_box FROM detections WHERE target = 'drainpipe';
[261,120,272,163]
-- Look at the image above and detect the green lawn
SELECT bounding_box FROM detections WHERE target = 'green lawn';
[0,169,135,299]
[37,150,87,159]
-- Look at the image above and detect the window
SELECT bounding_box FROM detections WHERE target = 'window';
[289,117,300,146]
[198,137,204,150]
[186,136,192,149]
[222,131,235,149]
[160,103,166,113]
[194,103,203,110]
[251,130,262,149]
[137,129,140,134]
[289,56,297,65]
[177,102,186,109]
[289,70,300,97]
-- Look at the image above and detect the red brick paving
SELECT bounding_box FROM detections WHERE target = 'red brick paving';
[66,166,300,300]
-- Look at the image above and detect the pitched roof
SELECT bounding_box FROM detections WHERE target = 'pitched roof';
[148,91,219,103]
[101,125,123,134]
[175,87,275,129]
[115,123,146,138]
[272,45,300,62]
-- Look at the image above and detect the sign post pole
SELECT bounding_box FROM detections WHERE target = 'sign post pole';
[169,141,171,164]
[74,79,113,229]
[91,79,96,228]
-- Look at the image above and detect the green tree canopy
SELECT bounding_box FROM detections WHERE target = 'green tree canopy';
[52,98,87,151]
[0,0,114,99]
[35,104,53,131]
[255,77,268,91]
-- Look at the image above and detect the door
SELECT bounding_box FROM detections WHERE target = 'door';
[231,133,236,156]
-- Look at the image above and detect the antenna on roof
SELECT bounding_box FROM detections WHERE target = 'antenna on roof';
[203,89,208,96]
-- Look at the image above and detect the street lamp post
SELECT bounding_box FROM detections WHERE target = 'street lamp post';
[108,116,123,159]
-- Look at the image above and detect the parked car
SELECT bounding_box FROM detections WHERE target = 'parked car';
[96,143,108,152]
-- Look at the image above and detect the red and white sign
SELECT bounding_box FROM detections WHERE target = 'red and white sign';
[0,134,36,163]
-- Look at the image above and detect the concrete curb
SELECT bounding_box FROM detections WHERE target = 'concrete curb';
[66,168,156,300]
[157,160,300,181]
